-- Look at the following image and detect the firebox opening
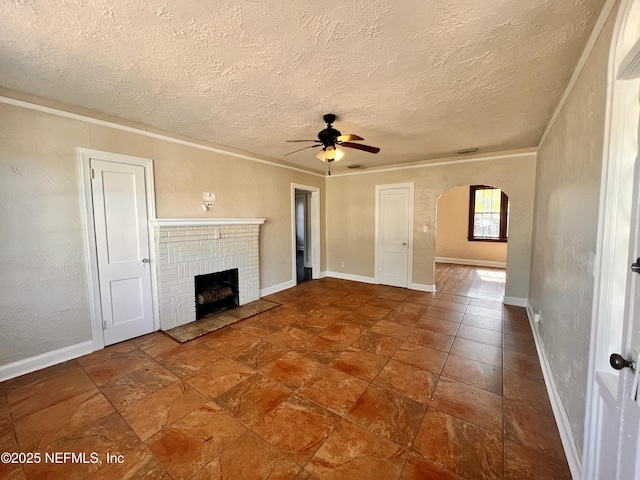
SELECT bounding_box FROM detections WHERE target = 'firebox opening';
[195,268,239,320]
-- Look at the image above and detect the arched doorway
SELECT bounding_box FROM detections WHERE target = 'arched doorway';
[434,184,509,301]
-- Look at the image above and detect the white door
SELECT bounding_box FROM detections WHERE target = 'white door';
[614,158,640,478]
[376,184,413,288]
[91,159,154,345]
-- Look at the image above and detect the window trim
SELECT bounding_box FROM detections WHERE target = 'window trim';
[467,185,509,242]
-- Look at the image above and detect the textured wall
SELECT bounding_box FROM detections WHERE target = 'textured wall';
[435,185,508,264]
[0,101,324,367]
[528,8,616,455]
[326,154,536,298]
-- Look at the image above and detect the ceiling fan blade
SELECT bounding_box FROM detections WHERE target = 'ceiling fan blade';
[284,144,322,156]
[340,142,380,154]
[337,134,364,142]
[286,140,321,143]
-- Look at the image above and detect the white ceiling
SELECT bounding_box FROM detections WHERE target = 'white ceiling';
[0,0,605,173]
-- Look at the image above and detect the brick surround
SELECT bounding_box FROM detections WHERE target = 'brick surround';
[151,218,265,330]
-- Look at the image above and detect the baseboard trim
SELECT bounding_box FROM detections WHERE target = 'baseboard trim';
[435,257,506,269]
[503,296,528,307]
[410,283,436,293]
[325,272,378,284]
[261,280,296,297]
[0,340,94,383]
[526,304,582,479]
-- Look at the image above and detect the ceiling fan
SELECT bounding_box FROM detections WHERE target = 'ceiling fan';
[285,113,380,174]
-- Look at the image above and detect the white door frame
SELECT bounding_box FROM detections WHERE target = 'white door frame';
[78,148,159,351]
[374,183,414,288]
[583,0,640,477]
[291,183,321,282]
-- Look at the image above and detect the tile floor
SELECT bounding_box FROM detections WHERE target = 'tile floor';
[0,278,571,479]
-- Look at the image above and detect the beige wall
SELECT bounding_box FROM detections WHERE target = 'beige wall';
[326,153,536,299]
[528,5,616,455]
[435,185,508,264]
[0,101,325,366]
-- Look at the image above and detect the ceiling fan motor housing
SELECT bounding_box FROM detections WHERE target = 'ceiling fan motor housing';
[318,127,341,147]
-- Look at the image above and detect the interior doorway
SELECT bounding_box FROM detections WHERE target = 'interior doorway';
[291,183,321,284]
[434,185,509,300]
[295,191,312,284]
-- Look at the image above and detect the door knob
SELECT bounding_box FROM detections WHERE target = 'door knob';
[402,242,407,246]
[610,353,635,371]
[141,258,149,263]
[632,258,640,274]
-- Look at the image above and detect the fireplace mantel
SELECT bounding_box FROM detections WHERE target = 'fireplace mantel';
[150,218,265,227]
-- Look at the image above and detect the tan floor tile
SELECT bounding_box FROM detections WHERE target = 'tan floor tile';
[202,328,260,355]
[504,439,571,480]
[347,384,426,448]
[374,358,438,404]
[100,361,178,409]
[252,393,340,465]
[504,398,565,462]
[400,456,461,480]
[265,326,315,349]
[424,307,464,323]
[461,313,503,332]
[392,342,448,374]
[260,351,325,389]
[352,332,403,358]
[329,347,388,382]
[370,319,415,340]
[213,373,291,427]
[229,339,288,370]
[456,324,503,347]
[504,333,538,356]
[503,369,552,413]
[318,322,366,345]
[430,377,503,435]
[13,388,114,451]
[185,358,254,399]
[160,346,223,378]
[503,350,543,379]
[87,444,170,479]
[146,402,246,480]
[450,337,503,367]
[191,431,300,479]
[416,316,460,336]
[298,368,368,417]
[23,413,140,480]
[120,381,208,440]
[442,354,503,395]
[413,409,502,480]
[294,336,345,364]
[406,328,454,352]
[306,421,406,479]
[8,365,96,420]
[80,349,158,386]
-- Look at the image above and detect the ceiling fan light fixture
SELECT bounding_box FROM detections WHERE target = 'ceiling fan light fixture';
[316,146,345,162]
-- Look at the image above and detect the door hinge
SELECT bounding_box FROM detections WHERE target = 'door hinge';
[102,320,106,330]
[91,168,95,179]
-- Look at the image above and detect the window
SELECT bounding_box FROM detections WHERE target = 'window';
[468,185,509,242]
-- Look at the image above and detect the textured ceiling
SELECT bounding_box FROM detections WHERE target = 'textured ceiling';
[0,0,604,173]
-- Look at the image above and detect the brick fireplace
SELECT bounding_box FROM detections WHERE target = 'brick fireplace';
[150,218,265,330]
